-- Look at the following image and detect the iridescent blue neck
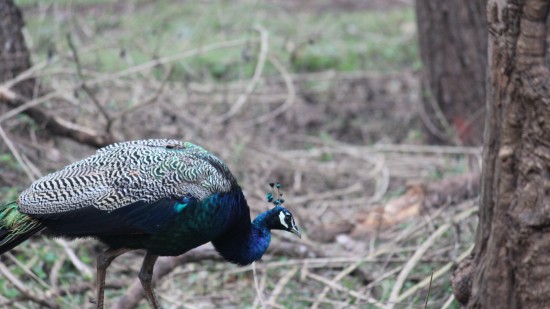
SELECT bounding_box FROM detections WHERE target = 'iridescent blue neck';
[212,207,276,266]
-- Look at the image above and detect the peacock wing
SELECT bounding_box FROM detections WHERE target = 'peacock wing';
[18,139,235,216]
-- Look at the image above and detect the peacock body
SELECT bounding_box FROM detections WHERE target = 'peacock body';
[0,139,300,308]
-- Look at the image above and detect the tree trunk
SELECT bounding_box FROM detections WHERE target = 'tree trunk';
[0,0,34,93]
[415,1,487,145]
[452,0,550,307]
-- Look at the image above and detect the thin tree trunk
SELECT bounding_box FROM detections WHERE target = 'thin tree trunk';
[0,0,34,92]
[452,0,550,307]
[415,1,487,145]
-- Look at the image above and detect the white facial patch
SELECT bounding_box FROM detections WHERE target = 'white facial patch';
[279,211,289,228]
[290,218,297,230]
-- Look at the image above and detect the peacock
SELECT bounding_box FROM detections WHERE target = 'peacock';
[0,139,300,308]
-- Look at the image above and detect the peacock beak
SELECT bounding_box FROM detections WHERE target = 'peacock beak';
[290,226,301,239]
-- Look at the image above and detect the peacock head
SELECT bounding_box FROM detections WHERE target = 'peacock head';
[263,183,301,238]
[266,206,301,238]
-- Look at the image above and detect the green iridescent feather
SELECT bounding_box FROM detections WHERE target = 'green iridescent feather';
[0,201,42,245]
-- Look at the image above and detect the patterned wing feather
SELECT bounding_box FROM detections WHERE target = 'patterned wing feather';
[19,140,234,214]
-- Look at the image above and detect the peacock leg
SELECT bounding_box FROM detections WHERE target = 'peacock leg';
[95,247,132,309]
[138,252,160,309]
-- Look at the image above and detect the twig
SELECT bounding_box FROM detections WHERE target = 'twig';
[0,91,115,147]
[311,206,476,309]
[223,252,434,276]
[306,272,384,308]
[216,25,269,123]
[111,66,174,119]
[291,183,362,204]
[311,246,392,309]
[417,95,453,142]
[441,294,456,309]
[17,151,42,180]
[363,265,402,292]
[0,90,55,124]
[426,90,459,144]
[284,142,480,157]
[266,267,298,308]
[54,239,93,279]
[0,38,255,129]
[90,38,255,87]
[417,80,460,144]
[66,33,112,132]
[242,54,296,127]
[299,297,350,307]
[0,262,55,308]
[0,297,28,309]
[372,161,390,203]
[5,253,51,290]
[386,207,477,309]
[49,254,65,293]
[0,38,253,147]
[252,261,266,309]
[0,126,35,182]
[424,272,433,309]
[370,144,481,155]
[0,134,43,181]
[0,61,47,90]
[386,222,450,309]
[396,243,474,302]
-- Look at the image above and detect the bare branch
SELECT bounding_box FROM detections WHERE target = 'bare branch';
[66,33,113,132]
[0,262,56,308]
[215,25,269,123]
[111,66,174,120]
[0,89,115,147]
[242,55,296,127]
[0,126,35,182]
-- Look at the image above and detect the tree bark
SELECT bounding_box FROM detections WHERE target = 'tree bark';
[452,0,550,307]
[415,1,487,145]
[0,0,33,93]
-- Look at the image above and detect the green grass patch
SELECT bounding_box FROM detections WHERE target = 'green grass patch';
[18,0,418,82]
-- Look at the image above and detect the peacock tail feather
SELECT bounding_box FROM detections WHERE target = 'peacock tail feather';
[0,201,44,254]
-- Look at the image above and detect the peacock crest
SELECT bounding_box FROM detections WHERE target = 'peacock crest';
[266,182,285,207]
